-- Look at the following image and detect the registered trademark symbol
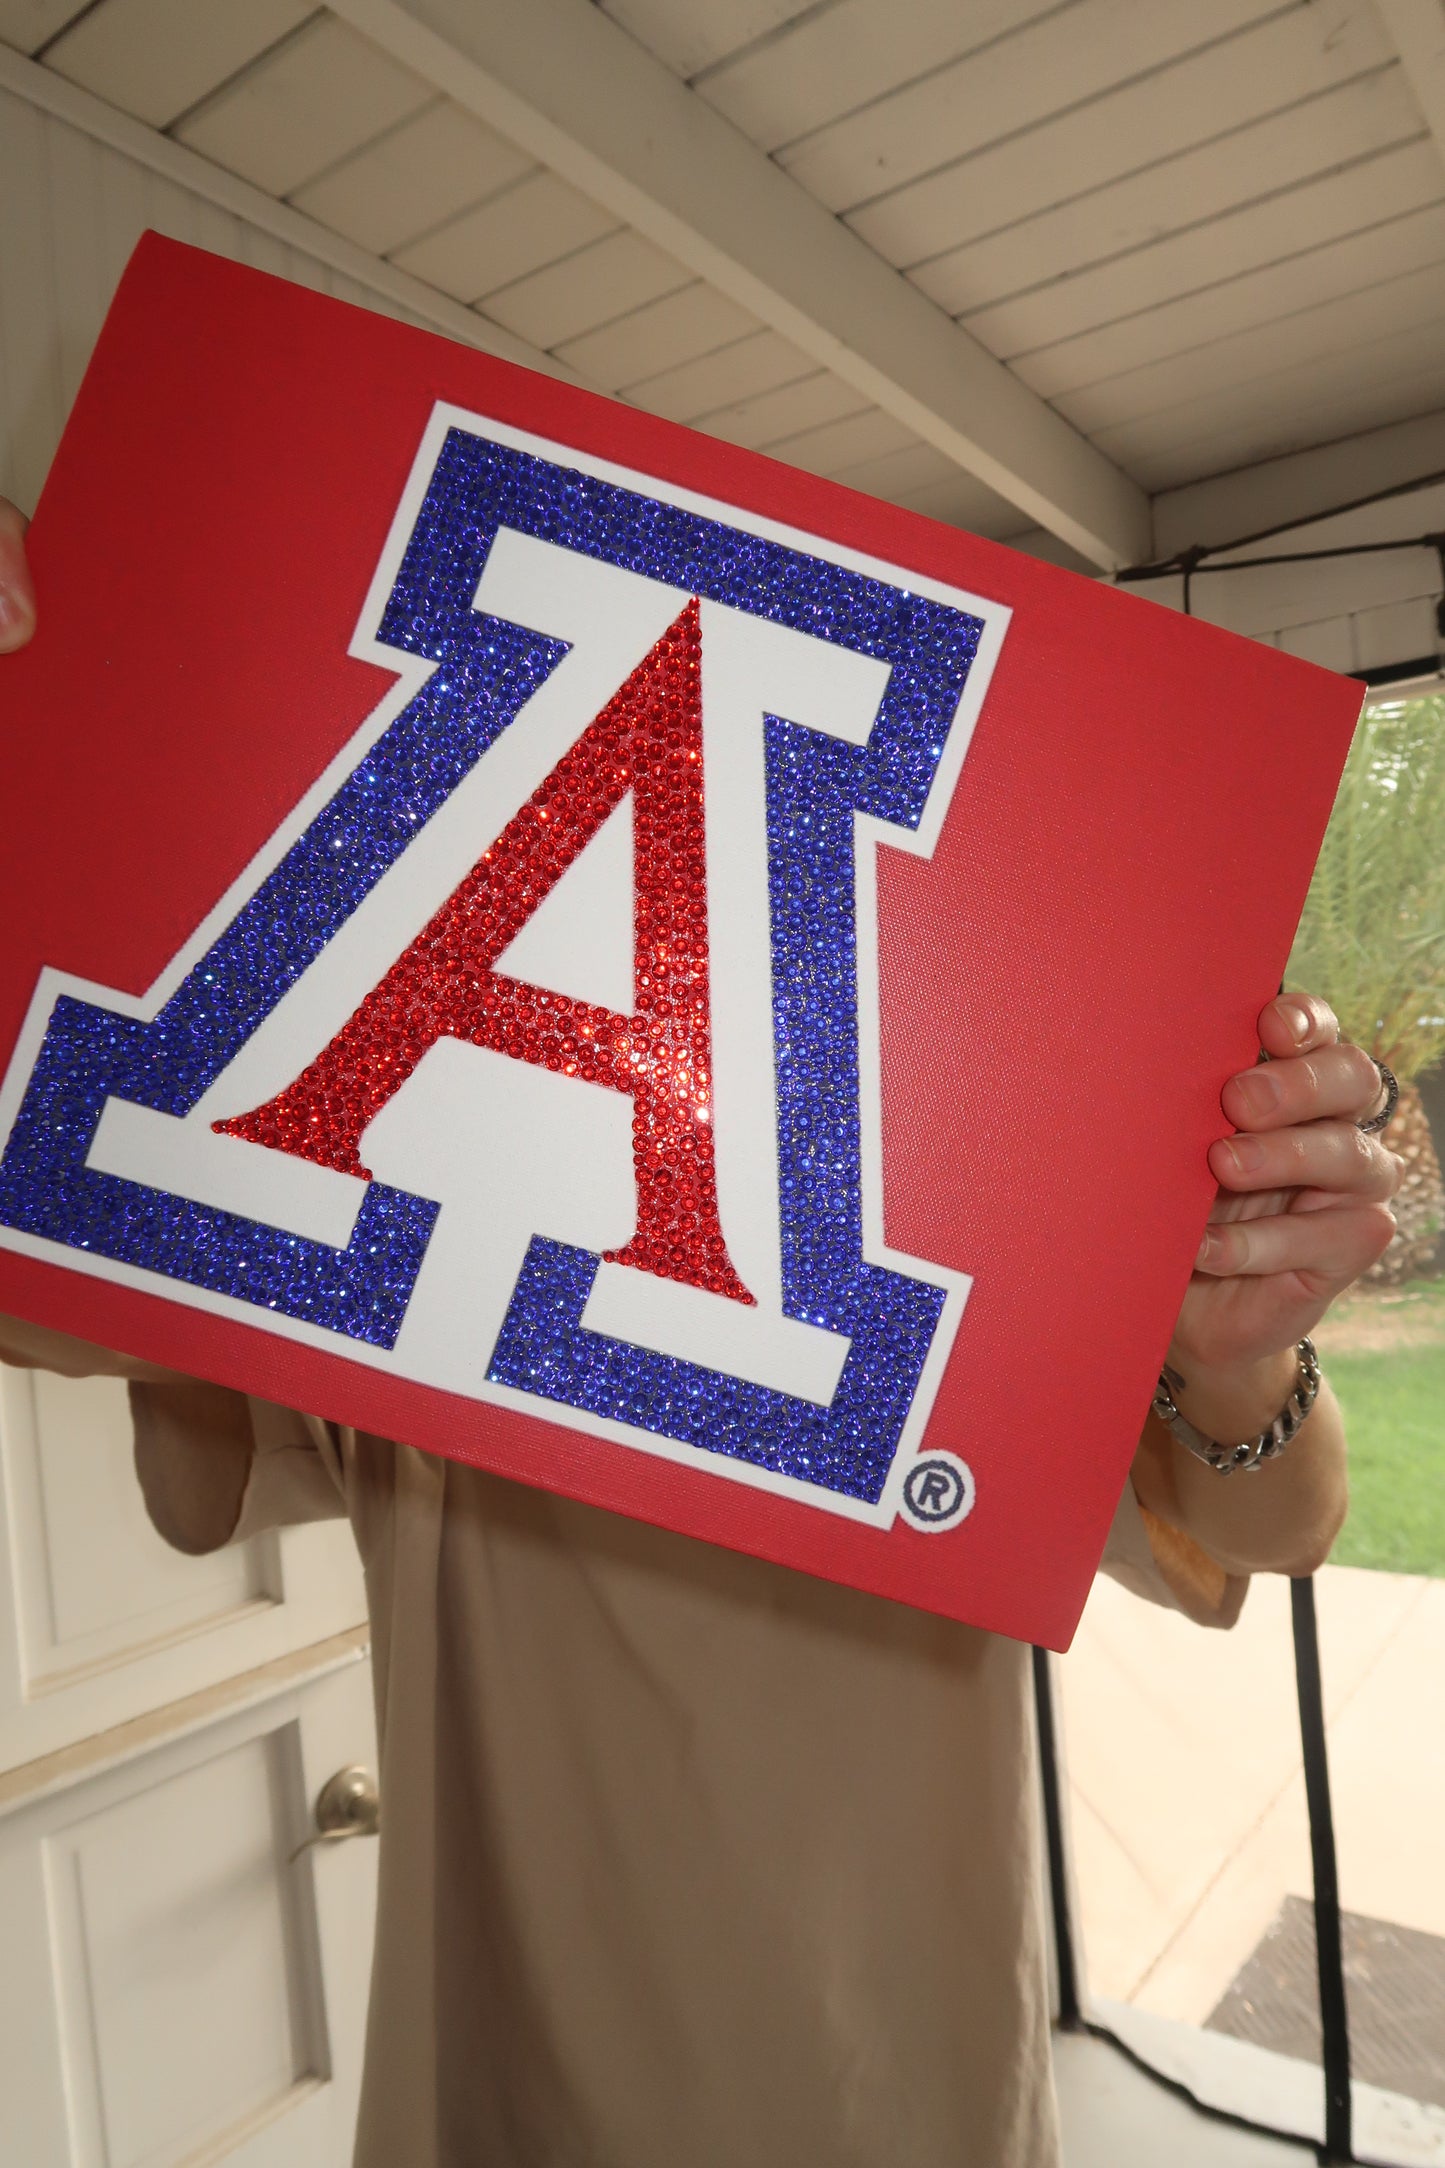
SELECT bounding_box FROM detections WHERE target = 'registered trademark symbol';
[900,1453,976,1532]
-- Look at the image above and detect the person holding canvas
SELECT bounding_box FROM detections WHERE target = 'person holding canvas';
[0,499,1402,2168]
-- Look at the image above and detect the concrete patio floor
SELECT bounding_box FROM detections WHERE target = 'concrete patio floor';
[1059,1558,1445,2031]
[1054,2027,1316,2167]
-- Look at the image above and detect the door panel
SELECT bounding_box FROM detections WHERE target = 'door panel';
[47,1730,318,2165]
[0,1365,368,1771]
[0,1655,378,2167]
[11,1369,270,1685]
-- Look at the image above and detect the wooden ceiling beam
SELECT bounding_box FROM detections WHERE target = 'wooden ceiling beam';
[328,0,1152,570]
[0,42,580,384]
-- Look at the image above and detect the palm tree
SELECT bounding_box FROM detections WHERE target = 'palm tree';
[1288,689,1445,1285]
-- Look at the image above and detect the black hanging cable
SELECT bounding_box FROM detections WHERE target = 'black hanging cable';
[1111,457,1445,672]
[1178,543,1205,616]
[1112,487,1445,683]
[1116,531,1445,588]
[1031,1645,1081,2029]
[1291,1575,1354,2164]
[1032,1631,1351,2156]
[1189,464,1445,559]
[1112,462,1445,588]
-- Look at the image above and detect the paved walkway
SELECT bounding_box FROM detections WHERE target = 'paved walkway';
[1054,2029,1315,2167]
[1059,1559,1445,2027]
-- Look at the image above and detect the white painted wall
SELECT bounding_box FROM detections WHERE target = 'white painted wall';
[5,66,1442,685]
[0,75,500,517]
[1138,409,1445,679]
[0,84,395,2164]
[1135,496,1443,680]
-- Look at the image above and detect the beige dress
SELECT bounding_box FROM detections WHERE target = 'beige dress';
[3,1317,1244,2168]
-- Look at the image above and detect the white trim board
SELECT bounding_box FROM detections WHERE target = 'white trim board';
[327,0,1151,571]
[1094,1998,1445,2168]
[0,41,582,385]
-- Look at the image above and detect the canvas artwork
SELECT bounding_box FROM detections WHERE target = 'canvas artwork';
[0,237,1362,1645]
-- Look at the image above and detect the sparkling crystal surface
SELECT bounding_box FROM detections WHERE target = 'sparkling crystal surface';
[0,427,984,1500]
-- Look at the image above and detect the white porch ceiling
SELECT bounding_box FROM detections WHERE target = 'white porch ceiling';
[4,0,1445,574]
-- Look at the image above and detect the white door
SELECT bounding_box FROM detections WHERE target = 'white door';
[0,81,419,2168]
[0,1367,379,2168]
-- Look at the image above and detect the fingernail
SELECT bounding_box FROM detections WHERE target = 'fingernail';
[1196,1230,1221,1269]
[0,582,33,647]
[1279,998,1312,1044]
[1224,1135,1266,1172]
[1232,1067,1280,1115]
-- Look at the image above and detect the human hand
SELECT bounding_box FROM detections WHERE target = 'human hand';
[0,498,35,650]
[1171,991,1399,1379]
[1136,992,1390,1575]
[0,499,36,653]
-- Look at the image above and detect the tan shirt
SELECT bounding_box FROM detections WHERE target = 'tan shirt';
[3,1319,1245,2168]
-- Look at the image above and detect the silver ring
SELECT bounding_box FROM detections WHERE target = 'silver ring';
[1357,1060,1398,1134]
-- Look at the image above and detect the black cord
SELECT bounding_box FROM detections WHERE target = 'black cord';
[1117,530,1445,586]
[1031,1645,1081,2029]
[1189,464,1445,558]
[1116,499,1445,667]
[1292,1575,1354,2163]
[1177,543,1206,616]
[1033,1637,1348,2160]
[1112,456,1445,596]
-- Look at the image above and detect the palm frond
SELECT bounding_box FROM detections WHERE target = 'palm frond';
[1288,691,1445,1080]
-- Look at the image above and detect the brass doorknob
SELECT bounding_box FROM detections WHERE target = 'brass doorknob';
[290,1764,380,1862]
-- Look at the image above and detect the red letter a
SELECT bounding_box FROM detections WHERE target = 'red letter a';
[216,598,754,1305]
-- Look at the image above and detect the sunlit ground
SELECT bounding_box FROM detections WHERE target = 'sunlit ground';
[1063,1265,1445,2129]
[1313,1272,1445,1578]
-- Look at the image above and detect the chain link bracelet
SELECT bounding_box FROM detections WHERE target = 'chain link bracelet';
[1151,1338,1322,1475]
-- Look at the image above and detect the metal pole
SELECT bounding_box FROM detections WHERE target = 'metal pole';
[1032,1643,1081,2031]
[1290,1574,1354,2163]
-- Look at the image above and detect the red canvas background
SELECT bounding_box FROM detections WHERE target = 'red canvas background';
[0,236,1362,1647]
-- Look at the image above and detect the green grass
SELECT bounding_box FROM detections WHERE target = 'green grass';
[1320,1293,1445,1576]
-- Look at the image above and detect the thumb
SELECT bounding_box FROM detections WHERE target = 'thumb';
[0,498,37,653]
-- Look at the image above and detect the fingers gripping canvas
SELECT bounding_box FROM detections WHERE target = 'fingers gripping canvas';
[0,238,1362,1645]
